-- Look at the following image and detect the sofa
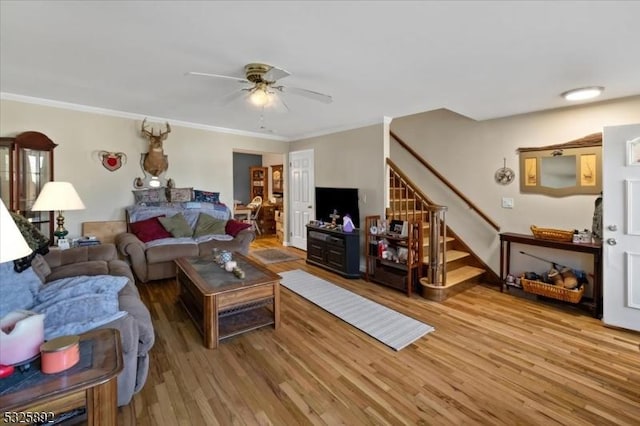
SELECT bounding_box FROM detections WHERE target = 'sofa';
[116,203,256,283]
[1,244,154,407]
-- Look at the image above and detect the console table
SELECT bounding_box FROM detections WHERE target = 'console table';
[499,232,602,318]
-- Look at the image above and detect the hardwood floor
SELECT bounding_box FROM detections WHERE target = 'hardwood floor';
[121,236,640,425]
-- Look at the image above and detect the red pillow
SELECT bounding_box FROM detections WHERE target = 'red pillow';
[130,215,172,243]
[225,219,252,237]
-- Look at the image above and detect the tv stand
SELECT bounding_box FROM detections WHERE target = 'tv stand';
[306,224,360,278]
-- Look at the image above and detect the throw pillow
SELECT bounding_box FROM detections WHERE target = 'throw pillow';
[132,188,168,205]
[193,189,220,204]
[129,215,172,243]
[193,213,227,237]
[167,188,193,202]
[9,212,49,272]
[225,219,252,237]
[159,213,193,238]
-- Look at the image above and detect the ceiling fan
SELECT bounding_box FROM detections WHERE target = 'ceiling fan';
[187,63,333,109]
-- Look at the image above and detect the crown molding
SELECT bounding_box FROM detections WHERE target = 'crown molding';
[291,116,389,141]
[0,92,289,141]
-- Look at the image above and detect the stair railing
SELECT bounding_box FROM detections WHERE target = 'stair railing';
[428,205,448,286]
[387,159,447,286]
[390,130,500,232]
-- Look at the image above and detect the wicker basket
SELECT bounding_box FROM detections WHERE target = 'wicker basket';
[530,225,574,242]
[520,275,584,303]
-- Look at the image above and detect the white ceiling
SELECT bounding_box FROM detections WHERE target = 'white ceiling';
[1,1,639,141]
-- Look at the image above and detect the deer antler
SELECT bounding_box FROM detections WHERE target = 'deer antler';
[159,122,171,140]
[141,118,154,137]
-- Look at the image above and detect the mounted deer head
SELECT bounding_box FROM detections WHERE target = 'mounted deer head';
[140,118,170,177]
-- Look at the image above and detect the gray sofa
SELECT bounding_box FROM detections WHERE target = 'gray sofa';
[116,203,256,283]
[41,244,154,407]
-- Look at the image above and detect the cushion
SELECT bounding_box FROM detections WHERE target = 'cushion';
[30,254,51,283]
[193,189,220,204]
[9,212,49,272]
[193,213,227,237]
[225,219,252,237]
[46,260,110,283]
[132,188,168,205]
[130,215,172,243]
[159,213,193,238]
[167,187,193,202]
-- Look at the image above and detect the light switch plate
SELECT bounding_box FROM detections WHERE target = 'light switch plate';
[502,197,514,209]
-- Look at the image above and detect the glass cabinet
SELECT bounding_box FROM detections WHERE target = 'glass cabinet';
[0,131,57,241]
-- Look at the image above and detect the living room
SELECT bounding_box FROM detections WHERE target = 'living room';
[2,2,640,425]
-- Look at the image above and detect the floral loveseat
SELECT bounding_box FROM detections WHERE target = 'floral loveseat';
[116,202,255,283]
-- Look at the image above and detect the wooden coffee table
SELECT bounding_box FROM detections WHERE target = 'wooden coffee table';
[175,253,281,349]
[0,328,123,426]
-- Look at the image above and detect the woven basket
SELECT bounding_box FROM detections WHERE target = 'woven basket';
[520,275,584,303]
[530,225,574,242]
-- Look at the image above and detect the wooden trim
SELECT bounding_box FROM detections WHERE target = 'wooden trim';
[389,131,500,231]
[517,132,602,152]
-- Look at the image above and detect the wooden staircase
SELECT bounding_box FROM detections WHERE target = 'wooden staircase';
[386,160,486,301]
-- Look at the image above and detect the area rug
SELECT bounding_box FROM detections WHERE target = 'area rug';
[251,248,302,264]
[279,269,434,351]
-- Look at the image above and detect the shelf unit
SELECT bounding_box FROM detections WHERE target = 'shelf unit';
[249,166,268,200]
[364,215,423,296]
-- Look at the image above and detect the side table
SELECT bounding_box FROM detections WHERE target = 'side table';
[0,328,123,426]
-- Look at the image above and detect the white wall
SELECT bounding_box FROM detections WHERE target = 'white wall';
[0,99,289,237]
[391,96,640,277]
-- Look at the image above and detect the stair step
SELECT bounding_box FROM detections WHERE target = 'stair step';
[423,249,470,265]
[446,265,485,286]
[423,236,455,247]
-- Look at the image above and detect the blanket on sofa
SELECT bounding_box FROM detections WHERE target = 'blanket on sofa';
[0,261,128,340]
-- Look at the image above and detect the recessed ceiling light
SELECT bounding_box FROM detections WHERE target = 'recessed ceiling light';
[561,86,604,101]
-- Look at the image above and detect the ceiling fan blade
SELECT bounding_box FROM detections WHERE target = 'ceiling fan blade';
[186,71,249,84]
[263,66,290,82]
[278,85,333,104]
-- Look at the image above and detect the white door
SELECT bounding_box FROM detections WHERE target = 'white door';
[603,123,640,332]
[289,149,314,250]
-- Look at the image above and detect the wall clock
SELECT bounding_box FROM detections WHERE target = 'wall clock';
[494,158,515,185]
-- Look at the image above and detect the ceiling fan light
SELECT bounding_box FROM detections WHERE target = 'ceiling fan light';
[249,88,269,107]
[561,86,604,101]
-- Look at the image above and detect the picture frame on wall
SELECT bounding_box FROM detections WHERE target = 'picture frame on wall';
[628,137,640,166]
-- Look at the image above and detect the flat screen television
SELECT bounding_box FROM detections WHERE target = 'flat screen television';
[315,187,360,228]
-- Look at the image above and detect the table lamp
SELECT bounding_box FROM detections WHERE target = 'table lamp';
[31,181,85,242]
[0,199,33,262]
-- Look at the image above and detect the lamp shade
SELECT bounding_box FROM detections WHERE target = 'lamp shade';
[0,199,33,263]
[31,182,86,211]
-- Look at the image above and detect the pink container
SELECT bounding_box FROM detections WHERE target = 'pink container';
[40,335,80,374]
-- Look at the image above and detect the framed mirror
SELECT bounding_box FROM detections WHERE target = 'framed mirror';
[518,133,601,196]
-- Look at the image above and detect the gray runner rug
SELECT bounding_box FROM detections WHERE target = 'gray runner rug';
[279,269,434,351]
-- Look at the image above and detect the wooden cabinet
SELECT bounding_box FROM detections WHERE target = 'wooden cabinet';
[0,131,57,241]
[249,166,268,200]
[258,204,276,235]
[364,215,423,296]
[306,224,360,278]
[271,164,283,195]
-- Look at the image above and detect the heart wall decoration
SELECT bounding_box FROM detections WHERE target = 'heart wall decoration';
[98,151,127,172]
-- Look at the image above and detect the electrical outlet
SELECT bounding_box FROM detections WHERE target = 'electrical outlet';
[502,197,514,209]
